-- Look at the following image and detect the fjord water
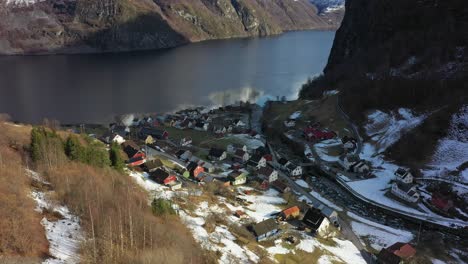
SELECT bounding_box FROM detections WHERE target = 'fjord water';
[0,31,334,124]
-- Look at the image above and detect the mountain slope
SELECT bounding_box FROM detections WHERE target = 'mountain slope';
[0,0,340,54]
[299,0,467,171]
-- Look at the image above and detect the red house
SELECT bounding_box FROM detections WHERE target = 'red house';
[303,127,336,141]
[122,141,143,159]
[263,154,273,162]
[127,155,146,167]
[193,165,205,178]
[149,168,177,185]
[387,242,416,259]
[431,194,454,212]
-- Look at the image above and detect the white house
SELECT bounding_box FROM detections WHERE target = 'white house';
[234,119,246,127]
[394,168,413,184]
[391,183,419,203]
[227,144,248,154]
[257,167,278,183]
[284,119,296,128]
[286,163,302,177]
[208,148,227,161]
[180,137,193,146]
[235,149,250,162]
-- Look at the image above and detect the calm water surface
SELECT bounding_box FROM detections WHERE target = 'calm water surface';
[0,31,335,123]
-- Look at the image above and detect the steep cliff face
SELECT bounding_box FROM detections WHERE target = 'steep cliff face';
[0,0,341,54]
[325,0,467,81]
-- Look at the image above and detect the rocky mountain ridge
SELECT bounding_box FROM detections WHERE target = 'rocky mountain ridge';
[0,0,344,54]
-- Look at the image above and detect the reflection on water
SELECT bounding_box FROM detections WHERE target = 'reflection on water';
[0,31,335,124]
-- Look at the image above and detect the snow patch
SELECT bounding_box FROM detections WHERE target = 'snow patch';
[289,111,302,120]
[365,108,427,153]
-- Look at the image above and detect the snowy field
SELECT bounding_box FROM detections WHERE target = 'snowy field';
[365,108,427,153]
[228,134,265,149]
[347,212,414,251]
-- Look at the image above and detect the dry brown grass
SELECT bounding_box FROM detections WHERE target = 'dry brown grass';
[0,123,48,259]
[41,162,211,264]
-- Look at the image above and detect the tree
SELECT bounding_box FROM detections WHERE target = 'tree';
[109,142,125,172]
[64,135,84,161]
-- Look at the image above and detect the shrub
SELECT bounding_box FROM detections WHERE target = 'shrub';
[109,142,125,172]
[151,198,176,216]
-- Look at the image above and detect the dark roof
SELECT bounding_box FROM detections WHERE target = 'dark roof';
[195,122,205,128]
[175,150,186,157]
[143,159,163,171]
[302,208,325,231]
[186,161,198,172]
[377,248,401,264]
[209,148,225,158]
[252,218,278,237]
[257,167,274,176]
[149,168,170,183]
[278,158,289,166]
[271,180,289,193]
[139,127,166,138]
[249,154,262,163]
[122,141,140,157]
[255,146,269,156]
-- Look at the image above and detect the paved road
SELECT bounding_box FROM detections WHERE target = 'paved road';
[267,143,374,264]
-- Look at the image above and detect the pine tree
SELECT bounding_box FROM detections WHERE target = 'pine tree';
[109,142,125,172]
[64,135,84,161]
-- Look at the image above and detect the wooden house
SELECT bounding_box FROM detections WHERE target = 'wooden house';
[251,218,279,242]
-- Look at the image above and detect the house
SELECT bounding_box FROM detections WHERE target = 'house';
[386,242,416,259]
[142,159,163,172]
[234,149,250,163]
[302,208,327,233]
[284,119,296,128]
[186,161,198,176]
[254,146,269,156]
[285,163,302,177]
[127,156,146,167]
[341,136,357,152]
[377,248,402,264]
[213,126,227,135]
[233,119,246,127]
[193,165,205,179]
[176,150,192,161]
[394,168,413,184]
[100,132,126,145]
[227,143,248,153]
[349,160,370,174]
[257,167,278,183]
[251,218,279,241]
[303,127,336,141]
[391,183,420,203]
[248,154,267,169]
[338,154,360,171]
[213,177,231,187]
[208,148,227,161]
[279,206,300,221]
[111,125,130,138]
[431,194,454,212]
[228,171,247,185]
[180,137,193,147]
[198,160,215,173]
[139,127,169,140]
[122,141,143,159]
[271,180,290,193]
[149,168,177,186]
[144,135,155,145]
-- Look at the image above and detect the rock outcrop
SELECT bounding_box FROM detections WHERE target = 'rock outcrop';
[0,0,343,54]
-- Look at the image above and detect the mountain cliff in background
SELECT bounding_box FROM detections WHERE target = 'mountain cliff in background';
[300,0,467,172]
[0,0,342,54]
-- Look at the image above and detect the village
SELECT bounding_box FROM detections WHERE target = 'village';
[63,91,461,264]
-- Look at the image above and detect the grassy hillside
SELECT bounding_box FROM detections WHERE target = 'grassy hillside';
[0,121,212,263]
